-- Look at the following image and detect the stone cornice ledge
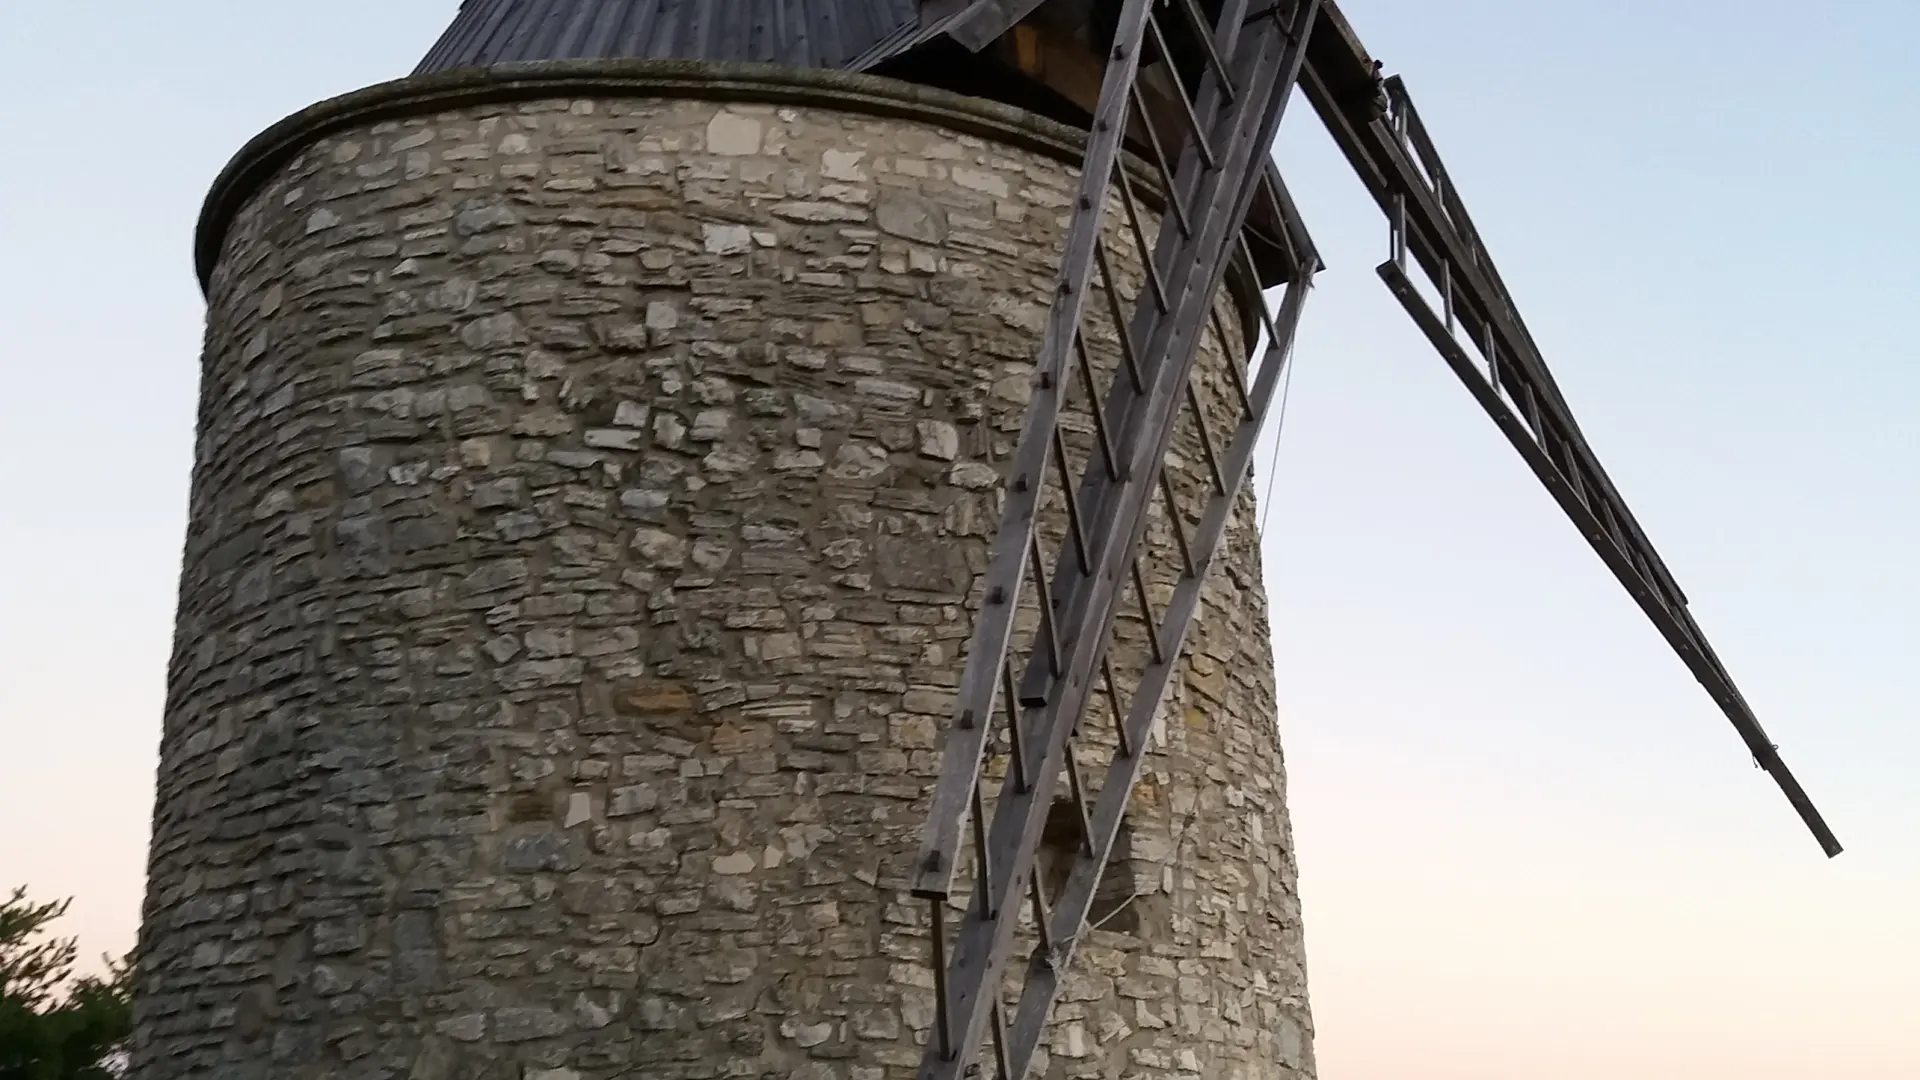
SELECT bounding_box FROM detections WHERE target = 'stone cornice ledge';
[196,59,1162,291]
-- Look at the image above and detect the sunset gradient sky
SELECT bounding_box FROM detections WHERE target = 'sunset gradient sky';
[1,2,1914,1077]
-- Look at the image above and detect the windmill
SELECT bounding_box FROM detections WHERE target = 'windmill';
[139,3,1841,1079]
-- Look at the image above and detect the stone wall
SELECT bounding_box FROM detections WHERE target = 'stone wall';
[136,69,1312,1080]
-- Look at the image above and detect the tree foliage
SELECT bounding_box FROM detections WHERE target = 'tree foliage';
[0,888,132,1080]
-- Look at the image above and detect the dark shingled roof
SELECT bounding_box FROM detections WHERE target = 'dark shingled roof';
[415,0,943,75]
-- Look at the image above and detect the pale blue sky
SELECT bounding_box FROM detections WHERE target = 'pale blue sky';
[0,2,1914,1078]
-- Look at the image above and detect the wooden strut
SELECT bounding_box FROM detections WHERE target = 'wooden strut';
[911,2,1325,1078]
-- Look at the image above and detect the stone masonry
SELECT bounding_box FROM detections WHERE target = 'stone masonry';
[134,66,1313,1080]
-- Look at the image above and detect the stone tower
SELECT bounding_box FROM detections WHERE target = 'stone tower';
[132,3,1314,1078]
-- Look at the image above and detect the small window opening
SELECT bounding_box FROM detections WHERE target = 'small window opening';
[1037,798,1140,935]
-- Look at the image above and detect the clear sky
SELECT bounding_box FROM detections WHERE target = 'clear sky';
[0,2,1914,1078]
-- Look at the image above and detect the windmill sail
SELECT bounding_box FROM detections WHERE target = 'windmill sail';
[906,1,1836,1077]
[1294,18,1842,859]
[908,2,1323,1076]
